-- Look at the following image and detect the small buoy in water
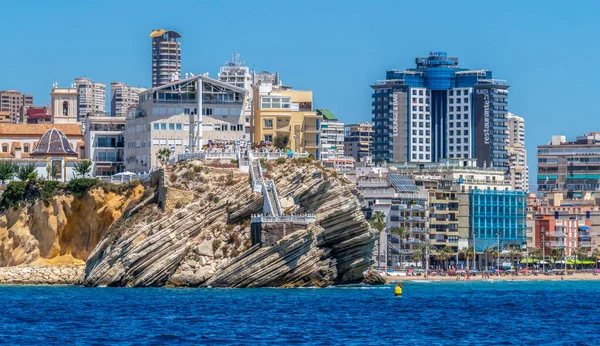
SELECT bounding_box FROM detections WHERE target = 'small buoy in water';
[394,284,403,296]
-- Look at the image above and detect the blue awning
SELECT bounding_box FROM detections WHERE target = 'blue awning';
[579,226,591,231]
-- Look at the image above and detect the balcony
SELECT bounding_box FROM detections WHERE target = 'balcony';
[304,126,322,133]
[549,241,565,247]
[548,232,565,237]
[579,241,597,247]
[303,141,320,148]
[276,126,291,133]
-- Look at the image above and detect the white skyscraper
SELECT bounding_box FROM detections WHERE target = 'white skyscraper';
[110,82,146,118]
[74,78,106,119]
[507,113,528,191]
[218,54,252,139]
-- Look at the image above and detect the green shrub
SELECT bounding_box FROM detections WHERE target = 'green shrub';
[67,178,99,198]
[275,158,286,165]
[231,159,238,164]
[0,181,26,209]
[41,180,61,200]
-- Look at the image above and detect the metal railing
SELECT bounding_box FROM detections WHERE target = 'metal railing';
[251,213,316,224]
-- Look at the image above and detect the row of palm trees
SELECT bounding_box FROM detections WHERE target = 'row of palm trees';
[369,211,600,270]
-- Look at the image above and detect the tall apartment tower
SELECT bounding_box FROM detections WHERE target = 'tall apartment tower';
[110,82,146,117]
[344,122,373,163]
[218,54,252,138]
[506,113,528,192]
[150,29,182,87]
[0,90,34,123]
[74,78,106,119]
[370,51,509,169]
[538,133,600,197]
[317,109,345,160]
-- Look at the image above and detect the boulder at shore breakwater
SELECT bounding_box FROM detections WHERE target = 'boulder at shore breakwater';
[0,159,375,287]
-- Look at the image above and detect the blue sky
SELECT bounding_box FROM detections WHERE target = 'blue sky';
[1,0,599,177]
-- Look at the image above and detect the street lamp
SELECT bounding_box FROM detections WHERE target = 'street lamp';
[496,232,500,270]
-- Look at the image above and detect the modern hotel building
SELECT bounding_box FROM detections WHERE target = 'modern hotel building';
[370,51,509,169]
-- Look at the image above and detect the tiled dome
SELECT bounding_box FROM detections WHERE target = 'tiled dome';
[31,128,78,156]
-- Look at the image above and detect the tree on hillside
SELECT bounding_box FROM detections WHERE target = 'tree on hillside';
[16,163,37,181]
[73,160,92,178]
[369,211,386,268]
[0,161,16,184]
[273,135,289,150]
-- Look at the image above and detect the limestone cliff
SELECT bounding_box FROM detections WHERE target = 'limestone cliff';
[80,159,375,287]
[0,184,144,267]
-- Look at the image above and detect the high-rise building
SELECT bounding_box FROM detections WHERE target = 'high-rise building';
[344,122,372,163]
[317,109,344,160]
[0,90,34,123]
[150,29,182,87]
[537,132,600,197]
[506,113,528,192]
[370,51,509,168]
[74,78,106,119]
[218,54,252,138]
[110,82,145,118]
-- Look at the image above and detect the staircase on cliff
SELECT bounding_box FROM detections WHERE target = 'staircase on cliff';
[248,159,315,246]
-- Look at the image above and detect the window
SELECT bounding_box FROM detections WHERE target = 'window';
[184,108,190,115]
[419,146,423,151]
[456,122,461,128]
[449,115,454,120]
[62,101,68,116]
[419,138,423,143]
[412,130,417,135]
[464,122,468,127]
[419,122,423,128]
[464,106,469,111]
[412,106,417,111]
[456,114,461,120]
[457,130,461,135]
[412,154,417,159]
[169,123,175,130]
[464,146,469,151]
[464,97,468,103]
[449,146,454,151]
[419,154,423,159]
[456,98,461,104]
[412,90,417,95]
[153,123,159,130]
[160,123,166,130]
[449,138,454,144]
[222,124,228,131]
[413,146,417,151]
[419,90,423,96]
[426,154,430,160]
[449,130,454,136]
[264,134,273,142]
[412,138,417,143]
[419,98,423,103]
[449,106,454,112]
[176,123,182,130]
[449,99,454,104]
[457,138,461,144]
[456,90,461,96]
[449,90,454,96]
[425,130,430,136]
[419,106,423,111]
[464,138,469,143]
[264,119,273,128]
[457,106,461,111]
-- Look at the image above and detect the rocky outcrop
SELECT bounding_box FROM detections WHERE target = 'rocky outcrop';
[0,264,84,285]
[363,270,387,285]
[80,160,375,287]
[0,185,144,267]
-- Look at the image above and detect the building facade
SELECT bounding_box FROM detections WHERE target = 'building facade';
[26,107,52,124]
[110,82,145,118]
[470,189,527,251]
[0,90,33,123]
[506,113,528,192]
[370,51,509,169]
[537,133,600,198]
[0,124,83,160]
[252,82,321,158]
[84,116,125,176]
[125,74,247,172]
[74,78,106,119]
[344,122,372,163]
[218,55,252,138]
[357,173,428,268]
[317,109,344,160]
[150,29,182,88]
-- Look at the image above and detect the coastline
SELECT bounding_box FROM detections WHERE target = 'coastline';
[387,273,600,282]
[0,264,84,285]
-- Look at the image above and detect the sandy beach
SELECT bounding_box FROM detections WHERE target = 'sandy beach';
[387,272,600,282]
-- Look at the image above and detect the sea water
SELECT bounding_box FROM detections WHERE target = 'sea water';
[0,281,599,345]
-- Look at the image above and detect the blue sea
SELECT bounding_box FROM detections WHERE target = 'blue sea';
[1,281,599,345]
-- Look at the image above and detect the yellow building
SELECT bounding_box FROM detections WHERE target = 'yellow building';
[252,84,322,158]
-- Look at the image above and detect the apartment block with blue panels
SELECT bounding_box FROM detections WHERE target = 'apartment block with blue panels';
[469,189,527,251]
[370,51,509,169]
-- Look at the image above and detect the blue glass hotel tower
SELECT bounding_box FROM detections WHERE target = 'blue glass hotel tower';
[370,52,509,169]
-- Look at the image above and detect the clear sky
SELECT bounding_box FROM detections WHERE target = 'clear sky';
[1,0,599,181]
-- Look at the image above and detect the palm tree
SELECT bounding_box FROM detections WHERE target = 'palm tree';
[574,246,588,271]
[437,246,453,270]
[389,226,408,269]
[509,247,522,269]
[483,247,494,270]
[489,246,500,269]
[591,248,600,269]
[551,248,564,269]
[465,246,475,270]
[525,247,538,269]
[369,211,386,269]
[157,148,172,166]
